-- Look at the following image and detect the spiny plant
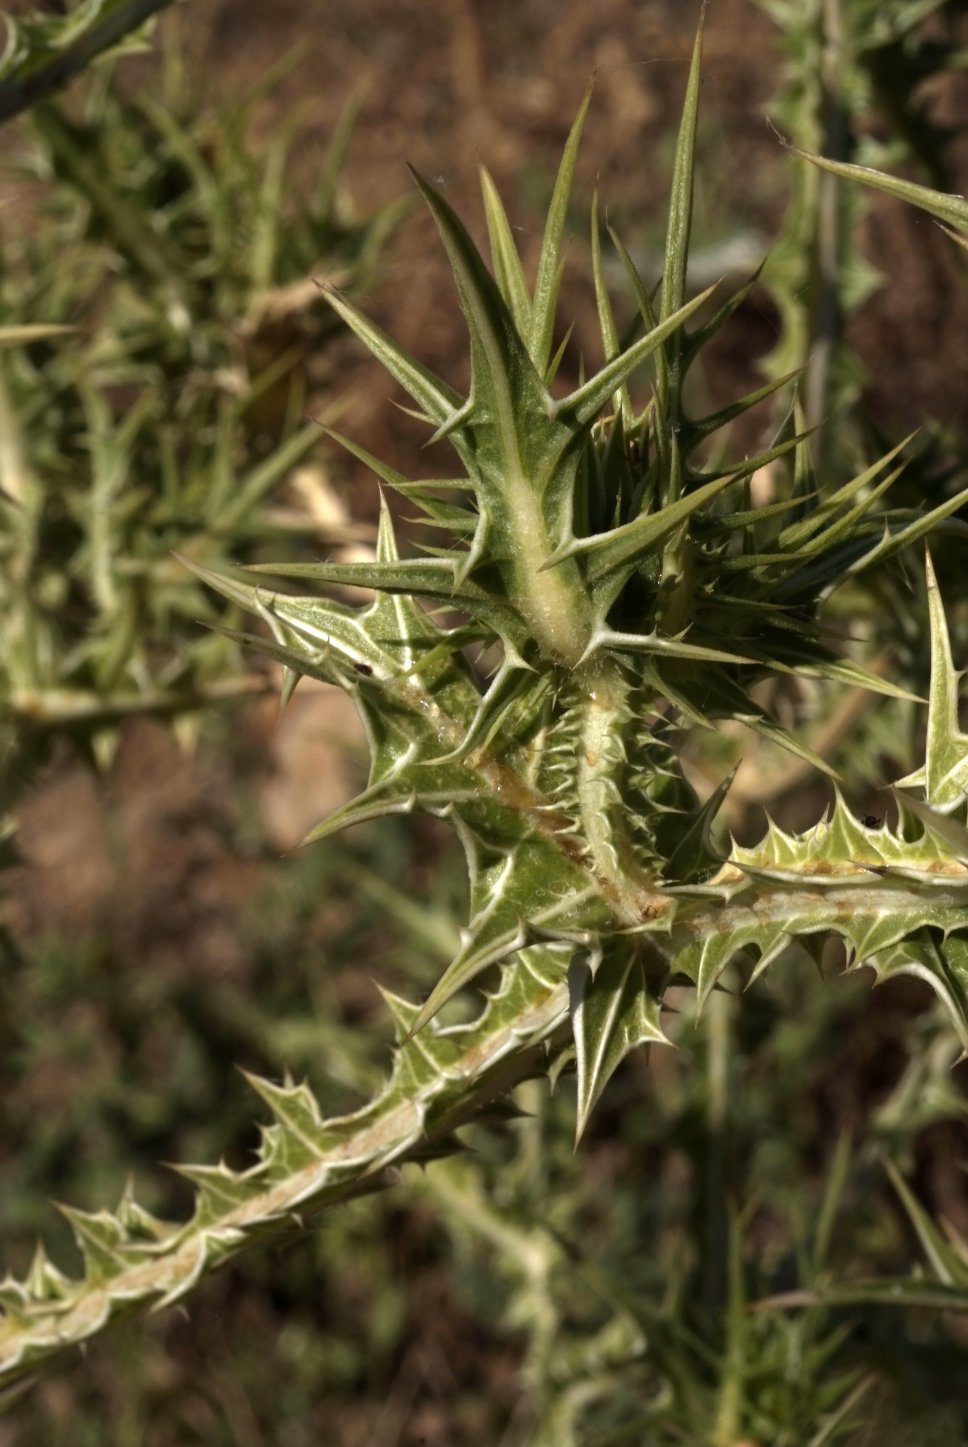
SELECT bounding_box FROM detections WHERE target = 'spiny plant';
[3,14,968,1409]
[758,0,966,475]
[4,36,409,410]
[0,26,406,779]
[0,0,176,124]
[744,113,968,1332]
[794,132,968,248]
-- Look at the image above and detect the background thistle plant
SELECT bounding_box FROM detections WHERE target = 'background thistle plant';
[0,29,406,783]
[755,0,965,470]
[0,0,176,123]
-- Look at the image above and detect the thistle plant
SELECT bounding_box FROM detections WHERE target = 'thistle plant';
[758,0,964,462]
[0,28,405,779]
[3,16,968,1410]
[3,38,409,410]
[0,0,175,125]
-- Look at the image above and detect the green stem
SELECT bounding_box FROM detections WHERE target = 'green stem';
[574,661,658,917]
[11,676,271,728]
[805,0,850,472]
[506,480,592,666]
[0,0,178,126]
[0,955,573,1389]
[712,1203,746,1447]
[703,979,733,1335]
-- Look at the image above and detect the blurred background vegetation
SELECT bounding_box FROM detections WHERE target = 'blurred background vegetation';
[1,0,968,1442]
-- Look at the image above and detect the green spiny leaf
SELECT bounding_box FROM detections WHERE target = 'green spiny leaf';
[551,282,718,427]
[529,79,593,374]
[792,146,968,237]
[659,7,705,429]
[570,941,668,1142]
[590,191,632,425]
[320,282,462,428]
[896,552,968,811]
[480,163,533,336]
[543,466,732,580]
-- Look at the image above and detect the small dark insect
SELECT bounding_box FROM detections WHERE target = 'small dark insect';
[353,662,374,676]
[862,815,881,828]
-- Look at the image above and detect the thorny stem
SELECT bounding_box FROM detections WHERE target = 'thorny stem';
[805,0,850,471]
[513,522,591,667]
[574,658,660,916]
[397,660,669,926]
[703,979,733,1320]
[0,0,179,126]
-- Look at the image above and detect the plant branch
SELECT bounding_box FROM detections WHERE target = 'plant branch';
[0,0,178,126]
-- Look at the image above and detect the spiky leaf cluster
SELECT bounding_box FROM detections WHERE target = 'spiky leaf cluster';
[0,32,406,778]
[258,27,966,727]
[0,0,168,107]
[232,17,968,1030]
